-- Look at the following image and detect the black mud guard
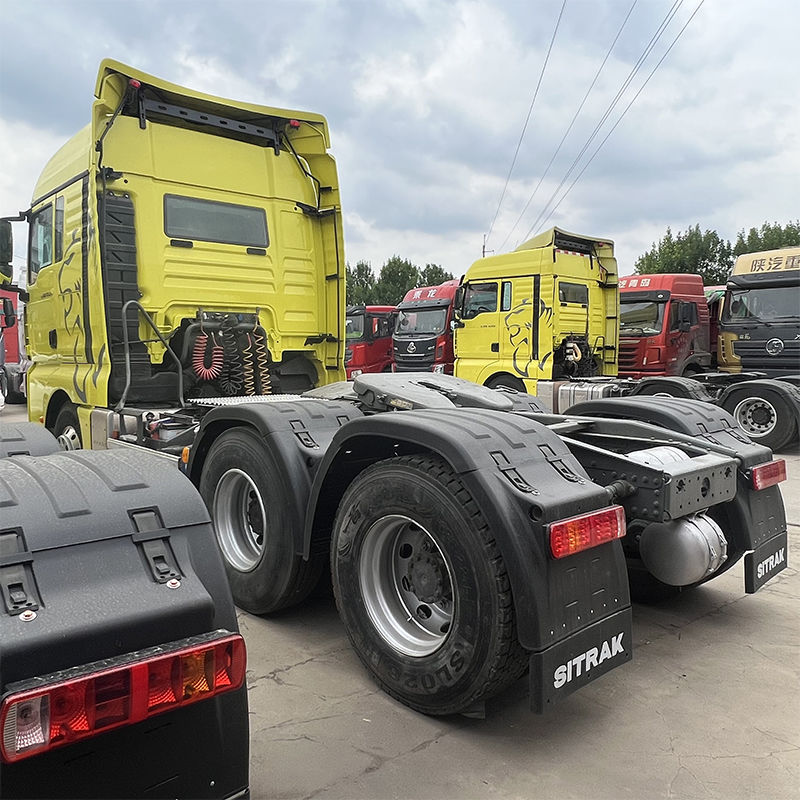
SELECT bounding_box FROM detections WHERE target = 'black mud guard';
[566,396,786,554]
[0,421,59,458]
[305,408,631,653]
[628,376,713,401]
[187,399,365,556]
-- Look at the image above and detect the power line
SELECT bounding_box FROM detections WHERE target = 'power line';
[522,0,686,242]
[498,0,638,252]
[533,0,707,235]
[484,0,567,253]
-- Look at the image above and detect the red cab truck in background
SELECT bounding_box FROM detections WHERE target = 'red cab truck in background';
[0,287,26,403]
[617,274,712,378]
[345,305,395,378]
[393,279,458,374]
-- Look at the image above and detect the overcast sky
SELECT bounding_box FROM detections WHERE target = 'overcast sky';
[1,0,798,279]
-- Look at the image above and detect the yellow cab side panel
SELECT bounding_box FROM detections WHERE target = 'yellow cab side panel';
[26,131,109,431]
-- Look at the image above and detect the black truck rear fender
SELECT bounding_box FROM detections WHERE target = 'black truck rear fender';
[564,397,786,554]
[304,408,631,653]
[186,399,365,556]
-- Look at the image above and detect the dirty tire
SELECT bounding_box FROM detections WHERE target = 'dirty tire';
[199,428,324,615]
[331,454,528,715]
[52,403,82,450]
[721,389,797,451]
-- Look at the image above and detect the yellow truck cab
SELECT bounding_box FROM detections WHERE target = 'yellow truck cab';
[18,59,345,444]
[453,227,618,391]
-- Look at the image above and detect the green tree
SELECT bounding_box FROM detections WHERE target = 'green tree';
[346,260,377,306]
[732,220,800,256]
[419,263,454,287]
[374,256,421,305]
[634,225,732,285]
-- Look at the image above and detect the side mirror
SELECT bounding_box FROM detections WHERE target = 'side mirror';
[679,321,691,332]
[0,220,13,284]
[1,297,16,329]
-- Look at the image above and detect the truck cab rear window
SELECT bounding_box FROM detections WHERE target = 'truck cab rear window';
[559,282,588,305]
[164,195,268,247]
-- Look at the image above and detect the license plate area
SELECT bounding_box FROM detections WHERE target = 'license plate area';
[745,530,788,593]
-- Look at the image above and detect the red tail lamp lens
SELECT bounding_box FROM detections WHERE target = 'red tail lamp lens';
[0,634,245,764]
[549,505,626,559]
[750,460,786,490]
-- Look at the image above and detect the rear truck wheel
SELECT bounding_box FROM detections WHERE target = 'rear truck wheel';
[721,389,797,451]
[199,428,324,614]
[331,454,528,716]
[486,374,526,393]
[52,403,82,450]
[630,376,712,401]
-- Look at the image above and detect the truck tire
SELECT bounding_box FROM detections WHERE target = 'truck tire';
[721,388,797,451]
[486,374,526,392]
[52,402,82,450]
[199,427,324,614]
[630,376,712,401]
[331,454,528,716]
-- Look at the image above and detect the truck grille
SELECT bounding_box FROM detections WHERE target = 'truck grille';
[733,339,800,374]
[617,341,640,372]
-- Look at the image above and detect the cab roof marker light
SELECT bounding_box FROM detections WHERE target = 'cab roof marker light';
[549,505,626,559]
[0,633,245,764]
[750,460,787,491]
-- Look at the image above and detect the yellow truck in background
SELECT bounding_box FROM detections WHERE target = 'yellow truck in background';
[453,227,619,392]
[16,59,345,445]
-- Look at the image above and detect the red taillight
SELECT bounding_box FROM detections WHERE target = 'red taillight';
[750,459,787,490]
[0,633,245,764]
[549,505,626,559]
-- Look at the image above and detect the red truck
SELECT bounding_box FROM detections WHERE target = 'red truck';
[392,279,459,374]
[0,287,26,404]
[618,274,712,378]
[345,305,395,378]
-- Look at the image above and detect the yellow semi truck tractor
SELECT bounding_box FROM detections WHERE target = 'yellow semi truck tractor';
[453,227,619,392]
[15,59,345,446]
[0,62,790,720]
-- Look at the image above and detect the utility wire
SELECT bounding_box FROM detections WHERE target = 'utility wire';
[484,0,567,251]
[533,0,706,235]
[498,0,638,252]
[522,0,685,242]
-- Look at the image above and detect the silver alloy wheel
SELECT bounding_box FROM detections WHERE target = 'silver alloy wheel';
[358,514,455,657]
[732,396,777,438]
[57,426,82,451]
[213,468,267,572]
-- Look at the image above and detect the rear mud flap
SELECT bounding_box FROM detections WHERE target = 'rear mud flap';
[530,607,633,713]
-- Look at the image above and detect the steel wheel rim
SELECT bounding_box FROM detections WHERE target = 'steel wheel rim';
[213,468,266,572]
[57,426,81,451]
[733,396,777,438]
[359,514,455,657]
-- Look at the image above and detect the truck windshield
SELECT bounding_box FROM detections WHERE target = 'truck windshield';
[346,315,365,341]
[721,287,800,323]
[619,301,665,336]
[396,308,447,336]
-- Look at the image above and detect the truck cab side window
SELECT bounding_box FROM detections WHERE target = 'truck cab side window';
[462,282,498,319]
[29,204,54,284]
[501,281,513,311]
[669,302,681,331]
[55,196,65,262]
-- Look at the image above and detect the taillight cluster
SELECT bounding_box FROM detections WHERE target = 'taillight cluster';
[1,633,245,764]
[549,505,626,559]
[750,459,787,490]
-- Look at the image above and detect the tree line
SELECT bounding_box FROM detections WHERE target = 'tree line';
[347,220,800,306]
[634,220,800,285]
[346,257,454,306]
